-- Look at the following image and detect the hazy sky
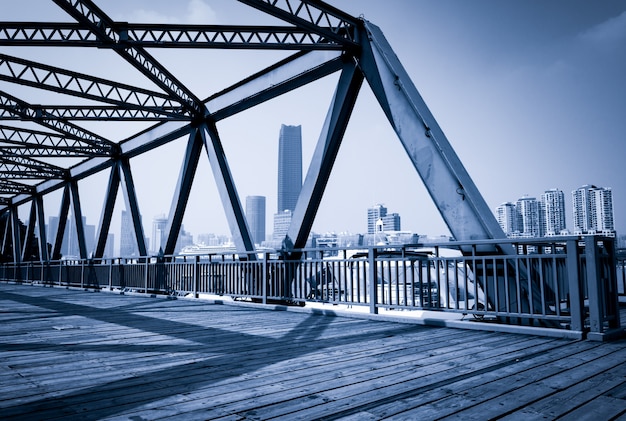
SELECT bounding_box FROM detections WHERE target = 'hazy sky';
[4,0,626,249]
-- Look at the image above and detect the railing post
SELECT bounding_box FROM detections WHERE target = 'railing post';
[585,236,603,337]
[144,257,149,294]
[80,259,85,289]
[108,259,112,290]
[262,253,268,305]
[369,247,378,314]
[194,255,199,298]
[566,239,584,333]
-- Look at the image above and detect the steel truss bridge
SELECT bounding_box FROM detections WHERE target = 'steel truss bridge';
[0,0,505,262]
[0,1,622,339]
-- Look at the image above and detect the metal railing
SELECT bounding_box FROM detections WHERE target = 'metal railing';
[1,235,622,339]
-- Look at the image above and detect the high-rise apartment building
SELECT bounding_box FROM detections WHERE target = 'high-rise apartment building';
[541,188,566,236]
[151,214,168,254]
[120,210,137,257]
[246,195,266,245]
[590,187,614,232]
[277,124,302,213]
[367,204,387,234]
[496,202,517,235]
[572,185,614,234]
[516,196,542,238]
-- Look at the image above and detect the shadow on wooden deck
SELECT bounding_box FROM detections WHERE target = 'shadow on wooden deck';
[1,282,626,420]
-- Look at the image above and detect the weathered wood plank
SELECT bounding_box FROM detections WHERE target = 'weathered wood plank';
[1,282,625,421]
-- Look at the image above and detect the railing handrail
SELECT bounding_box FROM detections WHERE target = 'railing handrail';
[1,235,621,341]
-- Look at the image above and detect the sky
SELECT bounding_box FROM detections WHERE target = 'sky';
[4,0,626,251]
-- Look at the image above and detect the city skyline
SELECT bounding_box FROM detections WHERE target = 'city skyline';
[4,1,625,249]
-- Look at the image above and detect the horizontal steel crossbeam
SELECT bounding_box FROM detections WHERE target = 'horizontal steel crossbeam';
[0,23,345,50]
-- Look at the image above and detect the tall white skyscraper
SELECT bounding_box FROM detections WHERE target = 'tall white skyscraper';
[496,202,517,235]
[572,185,615,234]
[541,188,566,236]
[516,196,542,238]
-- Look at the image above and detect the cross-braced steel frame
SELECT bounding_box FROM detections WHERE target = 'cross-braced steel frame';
[0,0,506,265]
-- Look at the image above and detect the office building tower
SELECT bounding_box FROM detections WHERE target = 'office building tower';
[382,213,401,231]
[151,214,168,254]
[104,233,115,258]
[47,216,60,250]
[573,185,614,234]
[246,195,266,245]
[367,204,387,234]
[516,196,542,238]
[273,209,292,241]
[120,210,137,257]
[496,202,517,235]
[541,188,566,236]
[277,124,302,212]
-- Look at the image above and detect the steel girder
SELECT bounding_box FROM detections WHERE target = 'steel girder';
[357,21,508,249]
[284,57,363,251]
[0,22,349,50]
[0,0,506,265]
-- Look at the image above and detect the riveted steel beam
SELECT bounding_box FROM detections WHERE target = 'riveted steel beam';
[52,0,205,117]
[285,58,363,251]
[0,53,187,118]
[0,22,345,50]
[164,128,203,256]
[236,0,359,47]
[359,21,507,250]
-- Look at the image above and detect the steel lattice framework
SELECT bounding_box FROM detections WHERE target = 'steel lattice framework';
[0,0,506,264]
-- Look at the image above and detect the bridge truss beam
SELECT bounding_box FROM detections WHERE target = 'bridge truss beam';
[0,0,506,266]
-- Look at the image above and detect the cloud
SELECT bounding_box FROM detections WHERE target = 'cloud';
[186,0,218,24]
[579,10,626,47]
[123,1,217,24]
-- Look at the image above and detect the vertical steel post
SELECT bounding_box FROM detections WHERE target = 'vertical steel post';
[369,248,378,314]
[585,236,602,336]
[566,239,584,333]
[262,252,268,305]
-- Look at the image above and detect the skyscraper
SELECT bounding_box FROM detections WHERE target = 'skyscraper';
[496,202,517,235]
[151,214,168,254]
[541,188,566,236]
[246,195,266,245]
[572,185,614,234]
[277,124,302,212]
[516,196,542,238]
[367,204,387,234]
[120,210,136,257]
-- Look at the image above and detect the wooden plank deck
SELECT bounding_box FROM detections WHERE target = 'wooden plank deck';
[1,283,626,421]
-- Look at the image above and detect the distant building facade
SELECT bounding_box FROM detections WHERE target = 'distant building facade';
[273,210,293,242]
[496,202,517,235]
[151,214,168,254]
[515,196,543,238]
[541,188,567,236]
[246,195,266,245]
[382,213,401,231]
[277,124,302,213]
[367,204,387,234]
[274,124,302,241]
[572,185,614,234]
[120,210,138,257]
